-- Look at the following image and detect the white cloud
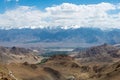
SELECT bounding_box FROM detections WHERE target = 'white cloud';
[0,2,120,29]
[0,6,49,29]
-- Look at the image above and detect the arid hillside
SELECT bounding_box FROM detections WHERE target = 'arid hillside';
[0,46,41,64]
[1,55,119,80]
[0,45,120,80]
[73,44,120,63]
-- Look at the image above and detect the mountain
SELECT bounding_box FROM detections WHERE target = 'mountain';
[72,44,120,63]
[0,54,119,80]
[1,28,120,47]
[0,44,120,80]
[0,46,41,64]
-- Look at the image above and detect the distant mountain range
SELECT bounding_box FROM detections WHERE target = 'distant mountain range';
[0,28,120,47]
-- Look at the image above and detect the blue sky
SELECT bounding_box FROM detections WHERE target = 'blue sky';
[0,0,120,29]
[0,0,119,12]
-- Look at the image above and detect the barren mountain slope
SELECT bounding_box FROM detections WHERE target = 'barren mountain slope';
[73,44,120,63]
[0,46,41,64]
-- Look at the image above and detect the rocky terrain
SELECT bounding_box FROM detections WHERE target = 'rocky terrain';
[0,46,41,64]
[0,54,119,80]
[0,44,120,80]
[72,44,120,63]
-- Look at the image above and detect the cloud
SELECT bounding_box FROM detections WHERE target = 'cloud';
[0,6,48,29]
[0,2,120,29]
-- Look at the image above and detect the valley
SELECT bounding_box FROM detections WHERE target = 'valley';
[0,44,120,80]
[0,0,120,80]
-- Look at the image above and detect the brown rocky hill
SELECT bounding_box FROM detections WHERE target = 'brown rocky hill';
[4,55,120,80]
[0,45,120,80]
[0,54,120,80]
[73,44,120,62]
[0,46,41,64]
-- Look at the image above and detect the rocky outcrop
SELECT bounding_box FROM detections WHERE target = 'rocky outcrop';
[74,44,120,62]
[0,46,41,64]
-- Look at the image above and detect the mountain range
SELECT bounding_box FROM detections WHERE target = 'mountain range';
[0,28,120,47]
[0,43,120,80]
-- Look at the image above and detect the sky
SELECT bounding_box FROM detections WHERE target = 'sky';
[0,0,120,29]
